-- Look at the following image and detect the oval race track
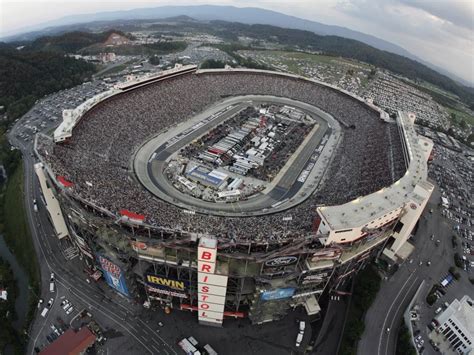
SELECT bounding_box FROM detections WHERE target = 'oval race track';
[133,95,341,217]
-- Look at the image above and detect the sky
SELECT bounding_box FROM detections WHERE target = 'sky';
[1,0,473,84]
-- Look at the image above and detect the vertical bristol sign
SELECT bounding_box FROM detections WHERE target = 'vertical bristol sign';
[197,236,228,326]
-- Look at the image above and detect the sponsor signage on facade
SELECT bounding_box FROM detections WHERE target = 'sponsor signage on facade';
[97,255,129,297]
[301,272,328,285]
[145,274,188,291]
[261,288,296,301]
[264,256,297,267]
[197,237,228,325]
[310,248,342,262]
[292,289,324,298]
[146,285,188,299]
[131,241,148,251]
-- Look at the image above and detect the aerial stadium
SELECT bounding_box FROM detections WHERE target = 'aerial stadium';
[34,64,434,326]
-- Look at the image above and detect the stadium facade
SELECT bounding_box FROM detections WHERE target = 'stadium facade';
[34,65,434,326]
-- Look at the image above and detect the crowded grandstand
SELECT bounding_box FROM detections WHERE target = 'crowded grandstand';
[39,66,406,241]
[35,65,432,325]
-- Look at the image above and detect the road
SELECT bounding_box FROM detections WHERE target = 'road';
[9,120,179,355]
[358,186,458,355]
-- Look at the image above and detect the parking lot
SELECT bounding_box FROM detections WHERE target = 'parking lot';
[403,137,473,355]
[11,80,111,145]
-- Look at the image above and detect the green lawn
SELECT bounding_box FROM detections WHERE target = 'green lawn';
[265,50,371,69]
[239,49,371,80]
[96,62,132,77]
[419,81,459,101]
[2,163,39,286]
[0,161,39,352]
[446,107,474,126]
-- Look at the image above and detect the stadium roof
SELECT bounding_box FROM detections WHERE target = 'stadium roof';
[317,111,434,230]
[39,327,96,355]
[34,163,69,239]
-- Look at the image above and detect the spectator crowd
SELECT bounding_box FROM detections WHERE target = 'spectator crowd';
[39,70,407,242]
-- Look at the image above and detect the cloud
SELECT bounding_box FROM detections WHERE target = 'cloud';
[398,0,474,30]
[333,0,473,82]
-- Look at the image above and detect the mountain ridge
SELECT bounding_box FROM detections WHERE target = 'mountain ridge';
[1,5,470,86]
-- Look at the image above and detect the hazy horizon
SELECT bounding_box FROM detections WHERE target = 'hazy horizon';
[1,1,473,83]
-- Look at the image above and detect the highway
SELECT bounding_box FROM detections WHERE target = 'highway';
[358,186,457,355]
[9,121,179,354]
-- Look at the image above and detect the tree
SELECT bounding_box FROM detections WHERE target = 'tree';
[149,55,161,65]
[452,235,458,248]
[0,43,96,122]
[426,293,437,305]
[396,324,417,355]
[200,59,227,69]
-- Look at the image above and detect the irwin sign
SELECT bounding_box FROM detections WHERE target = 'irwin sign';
[145,274,188,292]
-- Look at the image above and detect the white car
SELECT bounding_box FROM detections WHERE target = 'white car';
[47,298,54,308]
[299,321,306,332]
[296,332,303,347]
[66,306,74,315]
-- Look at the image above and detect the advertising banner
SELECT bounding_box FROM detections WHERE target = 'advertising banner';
[146,285,188,299]
[145,274,189,295]
[310,248,342,262]
[97,255,129,297]
[264,256,297,267]
[301,272,328,285]
[261,288,296,301]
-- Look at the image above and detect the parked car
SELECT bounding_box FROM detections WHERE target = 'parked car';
[296,332,303,347]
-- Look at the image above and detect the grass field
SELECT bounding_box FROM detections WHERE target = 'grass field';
[238,50,372,88]
[96,61,133,77]
[0,161,39,351]
[265,50,370,70]
[447,107,474,126]
[2,163,39,286]
[418,80,459,101]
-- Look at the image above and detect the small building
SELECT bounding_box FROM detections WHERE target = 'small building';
[217,190,241,201]
[187,166,227,190]
[228,178,243,191]
[40,327,96,355]
[435,295,474,355]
